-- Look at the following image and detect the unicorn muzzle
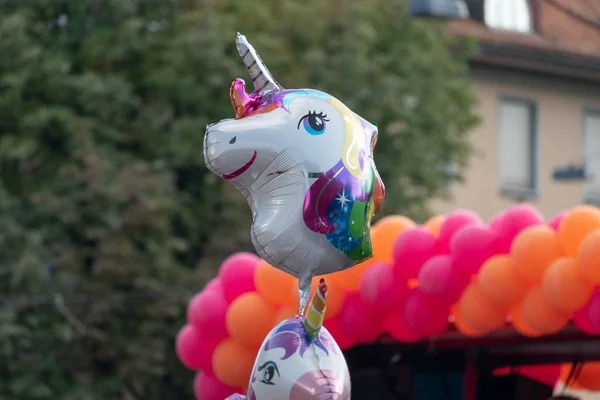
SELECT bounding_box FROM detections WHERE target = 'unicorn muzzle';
[290,370,348,400]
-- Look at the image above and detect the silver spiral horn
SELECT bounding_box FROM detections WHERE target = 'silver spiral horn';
[236,32,283,96]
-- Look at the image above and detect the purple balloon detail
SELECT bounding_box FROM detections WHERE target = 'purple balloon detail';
[290,370,349,400]
[263,319,338,360]
[303,160,371,234]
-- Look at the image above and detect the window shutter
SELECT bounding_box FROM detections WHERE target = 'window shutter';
[499,100,534,192]
[583,112,600,201]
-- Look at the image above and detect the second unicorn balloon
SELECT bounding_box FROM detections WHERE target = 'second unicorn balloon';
[203,33,385,314]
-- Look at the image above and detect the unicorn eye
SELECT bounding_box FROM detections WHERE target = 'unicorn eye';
[258,361,279,385]
[298,111,329,135]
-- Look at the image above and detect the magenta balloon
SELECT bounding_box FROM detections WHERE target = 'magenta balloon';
[193,372,238,400]
[450,225,499,276]
[418,255,470,304]
[187,289,229,343]
[383,310,421,342]
[497,204,544,253]
[573,302,598,335]
[587,290,600,332]
[176,325,218,373]
[548,211,566,232]
[404,290,450,337]
[218,252,260,303]
[392,227,437,280]
[360,262,408,315]
[338,293,383,344]
[437,209,483,254]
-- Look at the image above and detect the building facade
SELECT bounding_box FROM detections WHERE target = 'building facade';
[430,0,600,220]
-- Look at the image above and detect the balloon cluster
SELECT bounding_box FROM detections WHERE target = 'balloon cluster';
[176,203,600,398]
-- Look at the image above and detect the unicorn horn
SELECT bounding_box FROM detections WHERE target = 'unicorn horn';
[236,32,282,96]
[303,278,328,340]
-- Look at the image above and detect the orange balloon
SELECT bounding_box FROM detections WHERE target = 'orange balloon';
[541,257,594,313]
[451,304,485,337]
[458,282,508,334]
[226,292,277,348]
[254,260,296,306]
[273,306,298,326]
[577,229,600,284]
[521,286,569,334]
[510,302,542,338]
[371,215,415,263]
[329,257,375,292]
[558,205,600,257]
[558,364,583,389]
[478,255,528,307]
[510,225,564,284]
[575,362,600,391]
[424,215,445,238]
[212,339,256,387]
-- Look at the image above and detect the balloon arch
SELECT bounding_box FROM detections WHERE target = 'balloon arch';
[177,204,600,399]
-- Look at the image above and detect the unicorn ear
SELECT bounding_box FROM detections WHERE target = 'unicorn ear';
[236,32,283,96]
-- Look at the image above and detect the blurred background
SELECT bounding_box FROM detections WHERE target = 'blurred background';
[0,0,599,399]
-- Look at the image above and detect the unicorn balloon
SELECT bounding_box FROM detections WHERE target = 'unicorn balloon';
[204,33,385,310]
[226,279,351,400]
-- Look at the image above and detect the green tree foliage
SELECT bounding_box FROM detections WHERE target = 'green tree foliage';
[0,0,478,398]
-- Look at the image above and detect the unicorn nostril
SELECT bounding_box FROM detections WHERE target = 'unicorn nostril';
[229,136,237,144]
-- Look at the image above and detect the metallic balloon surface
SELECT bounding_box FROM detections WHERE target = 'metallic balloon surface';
[226,318,351,400]
[204,33,385,285]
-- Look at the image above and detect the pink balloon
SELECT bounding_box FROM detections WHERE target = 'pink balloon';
[187,289,229,343]
[193,372,238,400]
[450,225,499,275]
[573,302,598,335]
[404,290,450,337]
[175,325,218,373]
[487,212,505,233]
[204,278,222,293]
[218,252,260,303]
[498,204,544,253]
[323,317,355,350]
[548,211,566,232]
[438,209,483,254]
[587,290,600,332]
[384,310,421,342]
[360,262,408,316]
[418,255,470,304]
[338,293,383,344]
[392,227,437,280]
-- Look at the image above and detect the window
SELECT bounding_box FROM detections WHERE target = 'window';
[498,98,537,198]
[583,110,600,204]
[484,0,533,33]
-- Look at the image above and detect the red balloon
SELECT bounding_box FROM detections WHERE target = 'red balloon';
[360,262,408,315]
[392,227,437,280]
[451,225,499,276]
[193,372,239,400]
[175,325,219,373]
[548,211,566,232]
[218,252,260,303]
[573,301,598,335]
[438,209,483,254]
[496,204,544,253]
[384,309,422,342]
[338,293,383,344]
[418,255,469,304]
[587,290,600,332]
[324,317,355,350]
[405,290,450,337]
[187,289,229,343]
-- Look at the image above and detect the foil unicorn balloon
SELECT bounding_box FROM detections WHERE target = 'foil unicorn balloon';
[226,279,351,400]
[204,33,385,311]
